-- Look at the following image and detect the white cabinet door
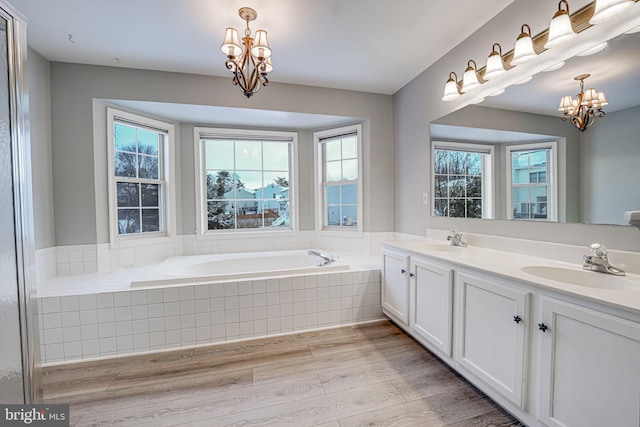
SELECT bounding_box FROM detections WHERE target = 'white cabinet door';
[538,297,640,427]
[410,257,454,357]
[456,272,530,409]
[381,249,410,325]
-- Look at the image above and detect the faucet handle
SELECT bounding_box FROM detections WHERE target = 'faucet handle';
[589,243,608,257]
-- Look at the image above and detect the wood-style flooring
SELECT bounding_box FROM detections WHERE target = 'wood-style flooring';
[42,320,525,426]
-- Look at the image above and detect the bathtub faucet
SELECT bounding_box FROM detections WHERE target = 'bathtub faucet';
[308,250,335,266]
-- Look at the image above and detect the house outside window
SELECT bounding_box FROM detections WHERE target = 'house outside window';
[106,108,176,245]
[432,141,493,219]
[314,124,363,233]
[506,141,557,221]
[194,128,297,234]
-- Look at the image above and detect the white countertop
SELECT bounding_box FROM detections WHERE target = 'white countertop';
[382,239,640,316]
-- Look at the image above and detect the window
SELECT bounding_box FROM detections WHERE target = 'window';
[107,108,176,244]
[194,128,296,234]
[314,124,363,233]
[432,142,493,219]
[507,142,557,221]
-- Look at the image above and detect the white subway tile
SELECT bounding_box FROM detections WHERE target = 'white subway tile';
[98,322,116,338]
[63,341,82,358]
[225,323,239,338]
[146,289,163,304]
[45,343,64,361]
[179,286,195,301]
[180,314,195,329]
[42,313,62,329]
[114,292,131,307]
[195,313,210,327]
[252,280,266,294]
[82,339,100,356]
[148,318,165,333]
[253,306,267,320]
[181,328,196,344]
[179,300,195,315]
[194,285,209,299]
[252,294,266,307]
[81,324,99,340]
[99,337,116,354]
[133,334,150,350]
[165,316,181,330]
[115,321,133,336]
[280,303,293,317]
[224,296,239,310]
[130,290,147,305]
[44,328,63,344]
[196,326,211,342]
[253,320,266,334]
[114,306,132,322]
[163,302,179,316]
[61,311,80,327]
[163,288,179,302]
[209,284,224,298]
[60,296,79,311]
[224,282,238,297]
[116,335,133,351]
[131,305,148,320]
[78,294,97,310]
[279,291,293,304]
[96,293,114,308]
[266,279,279,293]
[41,297,61,314]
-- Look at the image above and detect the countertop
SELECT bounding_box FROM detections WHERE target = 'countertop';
[382,239,640,316]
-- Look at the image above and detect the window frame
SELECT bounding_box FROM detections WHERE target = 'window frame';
[106,108,177,248]
[314,124,363,235]
[431,141,494,219]
[506,141,558,221]
[193,127,299,238]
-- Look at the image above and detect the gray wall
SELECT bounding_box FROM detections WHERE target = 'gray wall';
[392,0,640,252]
[49,62,394,246]
[27,48,54,249]
[581,105,640,225]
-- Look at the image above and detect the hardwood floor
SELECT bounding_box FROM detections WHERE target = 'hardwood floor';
[42,320,525,426]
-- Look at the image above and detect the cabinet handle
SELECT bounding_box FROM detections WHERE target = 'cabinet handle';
[409,273,415,278]
[538,323,548,332]
[513,315,522,324]
[401,269,406,275]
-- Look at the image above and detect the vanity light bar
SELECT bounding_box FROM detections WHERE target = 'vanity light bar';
[441,0,639,101]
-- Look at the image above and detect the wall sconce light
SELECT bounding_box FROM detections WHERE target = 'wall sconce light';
[558,74,608,131]
[545,0,577,48]
[511,25,537,65]
[590,0,635,24]
[483,43,506,80]
[442,72,461,101]
[462,60,482,92]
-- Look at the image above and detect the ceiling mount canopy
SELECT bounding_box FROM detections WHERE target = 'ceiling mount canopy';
[221,7,273,98]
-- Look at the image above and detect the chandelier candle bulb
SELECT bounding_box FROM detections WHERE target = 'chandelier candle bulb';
[511,24,537,65]
[544,0,578,49]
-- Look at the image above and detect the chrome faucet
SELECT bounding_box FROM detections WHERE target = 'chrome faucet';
[447,229,468,247]
[583,243,625,276]
[308,250,335,266]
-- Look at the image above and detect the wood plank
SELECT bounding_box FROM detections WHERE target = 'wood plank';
[338,384,499,427]
[178,381,406,427]
[74,376,326,426]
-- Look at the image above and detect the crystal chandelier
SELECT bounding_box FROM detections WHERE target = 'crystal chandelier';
[221,7,272,98]
[558,74,608,131]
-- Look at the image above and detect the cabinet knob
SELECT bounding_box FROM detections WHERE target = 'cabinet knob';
[538,323,548,332]
[513,315,522,324]
[401,269,406,274]
[410,273,415,278]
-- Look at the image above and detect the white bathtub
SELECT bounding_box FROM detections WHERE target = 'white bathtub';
[130,249,349,287]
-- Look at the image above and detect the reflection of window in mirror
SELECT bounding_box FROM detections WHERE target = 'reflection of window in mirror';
[506,142,558,221]
[432,141,494,219]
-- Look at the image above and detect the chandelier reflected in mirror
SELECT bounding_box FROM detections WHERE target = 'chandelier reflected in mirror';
[221,7,272,98]
[558,74,608,131]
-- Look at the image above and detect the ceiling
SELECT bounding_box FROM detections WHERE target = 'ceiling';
[12,0,515,95]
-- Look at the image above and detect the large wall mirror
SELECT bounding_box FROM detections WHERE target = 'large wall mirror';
[430,28,640,226]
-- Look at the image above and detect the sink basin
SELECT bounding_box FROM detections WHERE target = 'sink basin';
[413,243,465,252]
[521,266,640,291]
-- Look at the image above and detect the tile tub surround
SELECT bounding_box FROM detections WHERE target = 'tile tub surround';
[38,270,382,364]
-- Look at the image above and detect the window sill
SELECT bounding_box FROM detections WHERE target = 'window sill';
[196,228,299,241]
[110,233,175,249]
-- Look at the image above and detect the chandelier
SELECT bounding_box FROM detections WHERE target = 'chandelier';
[221,7,272,98]
[558,74,608,131]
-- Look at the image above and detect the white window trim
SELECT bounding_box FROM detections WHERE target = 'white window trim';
[314,124,364,236]
[193,127,299,239]
[431,141,494,219]
[106,108,177,249]
[505,141,558,221]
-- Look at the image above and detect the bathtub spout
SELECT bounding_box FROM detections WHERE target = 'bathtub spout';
[308,250,335,266]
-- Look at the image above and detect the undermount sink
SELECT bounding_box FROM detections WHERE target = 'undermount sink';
[521,266,640,291]
[413,243,465,252]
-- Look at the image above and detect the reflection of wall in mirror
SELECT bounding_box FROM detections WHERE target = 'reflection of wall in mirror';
[580,104,640,225]
[431,105,581,223]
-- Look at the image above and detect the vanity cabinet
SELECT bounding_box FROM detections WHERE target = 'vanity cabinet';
[381,248,410,325]
[409,257,454,357]
[455,271,530,408]
[537,297,640,427]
